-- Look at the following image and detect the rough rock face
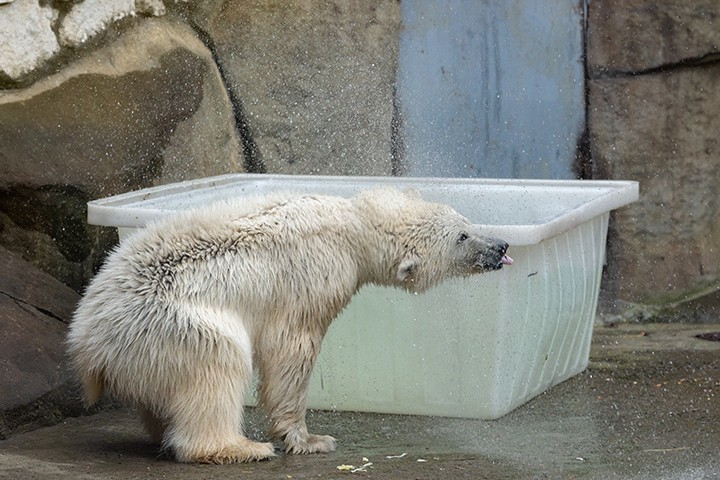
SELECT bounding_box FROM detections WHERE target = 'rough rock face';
[0,0,59,81]
[587,0,720,74]
[0,246,90,439]
[0,0,180,83]
[588,0,720,305]
[590,67,720,303]
[0,17,242,290]
[186,0,401,175]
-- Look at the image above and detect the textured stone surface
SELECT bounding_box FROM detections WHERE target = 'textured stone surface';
[188,0,401,175]
[0,0,59,80]
[0,246,87,439]
[0,17,242,289]
[589,65,720,303]
[0,230,81,323]
[1,17,241,195]
[588,0,720,73]
[59,0,167,47]
[0,0,180,83]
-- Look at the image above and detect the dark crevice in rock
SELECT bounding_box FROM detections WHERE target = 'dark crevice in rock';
[390,83,405,176]
[575,1,592,180]
[590,51,720,79]
[34,305,69,326]
[2,292,68,325]
[45,0,72,36]
[574,129,592,180]
[185,21,266,174]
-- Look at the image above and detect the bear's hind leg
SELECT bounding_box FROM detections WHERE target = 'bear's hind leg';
[160,321,275,463]
[163,367,276,463]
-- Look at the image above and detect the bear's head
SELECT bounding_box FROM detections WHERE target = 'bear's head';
[355,188,512,293]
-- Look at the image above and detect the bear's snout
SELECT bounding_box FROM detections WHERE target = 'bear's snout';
[474,237,512,271]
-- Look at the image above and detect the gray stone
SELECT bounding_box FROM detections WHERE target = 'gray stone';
[0,0,59,81]
[58,0,167,47]
[0,246,87,439]
[0,17,242,288]
[0,218,84,321]
[187,0,401,175]
[588,0,720,74]
[1,17,241,196]
[589,64,720,303]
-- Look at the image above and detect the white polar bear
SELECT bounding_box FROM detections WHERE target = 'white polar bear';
[67,188,511,464]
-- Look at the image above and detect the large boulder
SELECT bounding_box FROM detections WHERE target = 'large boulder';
[0,17,242,290]
[0,0,179,84]
[186,0,401,175]
[0,246,92,439]
[588,5,720,306]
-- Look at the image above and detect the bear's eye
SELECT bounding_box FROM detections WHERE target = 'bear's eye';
[457,232,469,244]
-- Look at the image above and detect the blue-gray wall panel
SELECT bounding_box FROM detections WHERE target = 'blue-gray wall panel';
[397,0,585,179]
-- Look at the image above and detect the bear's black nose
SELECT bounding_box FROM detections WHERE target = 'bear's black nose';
[490,240,512,270]
[499,241,509,255]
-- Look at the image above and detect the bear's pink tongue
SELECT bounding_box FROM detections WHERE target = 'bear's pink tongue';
[501,255,514,266]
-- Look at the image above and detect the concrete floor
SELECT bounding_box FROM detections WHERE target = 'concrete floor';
[1,323,718,480]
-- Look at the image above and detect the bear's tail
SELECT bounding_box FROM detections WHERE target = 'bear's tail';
[82,370,105,406]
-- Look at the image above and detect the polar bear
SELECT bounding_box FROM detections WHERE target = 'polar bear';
[67,188,512,464]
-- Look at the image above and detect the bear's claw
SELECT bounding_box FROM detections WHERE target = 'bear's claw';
[285,434,337,455]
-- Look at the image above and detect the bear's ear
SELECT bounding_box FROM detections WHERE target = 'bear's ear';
[396,256,420,282]
[403,187,422,200]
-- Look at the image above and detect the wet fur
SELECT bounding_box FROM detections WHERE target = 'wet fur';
[67,188,507,463]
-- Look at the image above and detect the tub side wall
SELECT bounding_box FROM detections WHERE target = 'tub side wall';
[306,215,608,419]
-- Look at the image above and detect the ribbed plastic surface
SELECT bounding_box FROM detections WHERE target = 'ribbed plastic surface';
[307,214,608,418]
[87,174,637,419]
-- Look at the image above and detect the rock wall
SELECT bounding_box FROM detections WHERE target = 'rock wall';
[187,0,400,175]
[0,1,717,302]
[587,0,720,309]
[1,15,242,288]
[0,246,103,439]
[0,0,400,290]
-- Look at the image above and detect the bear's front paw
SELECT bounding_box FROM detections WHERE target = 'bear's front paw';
[285,433,337,455]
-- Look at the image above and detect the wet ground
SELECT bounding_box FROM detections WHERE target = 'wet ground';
[1,323,719,479]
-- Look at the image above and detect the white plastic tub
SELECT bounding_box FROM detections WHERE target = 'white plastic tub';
[87,173,638,419]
